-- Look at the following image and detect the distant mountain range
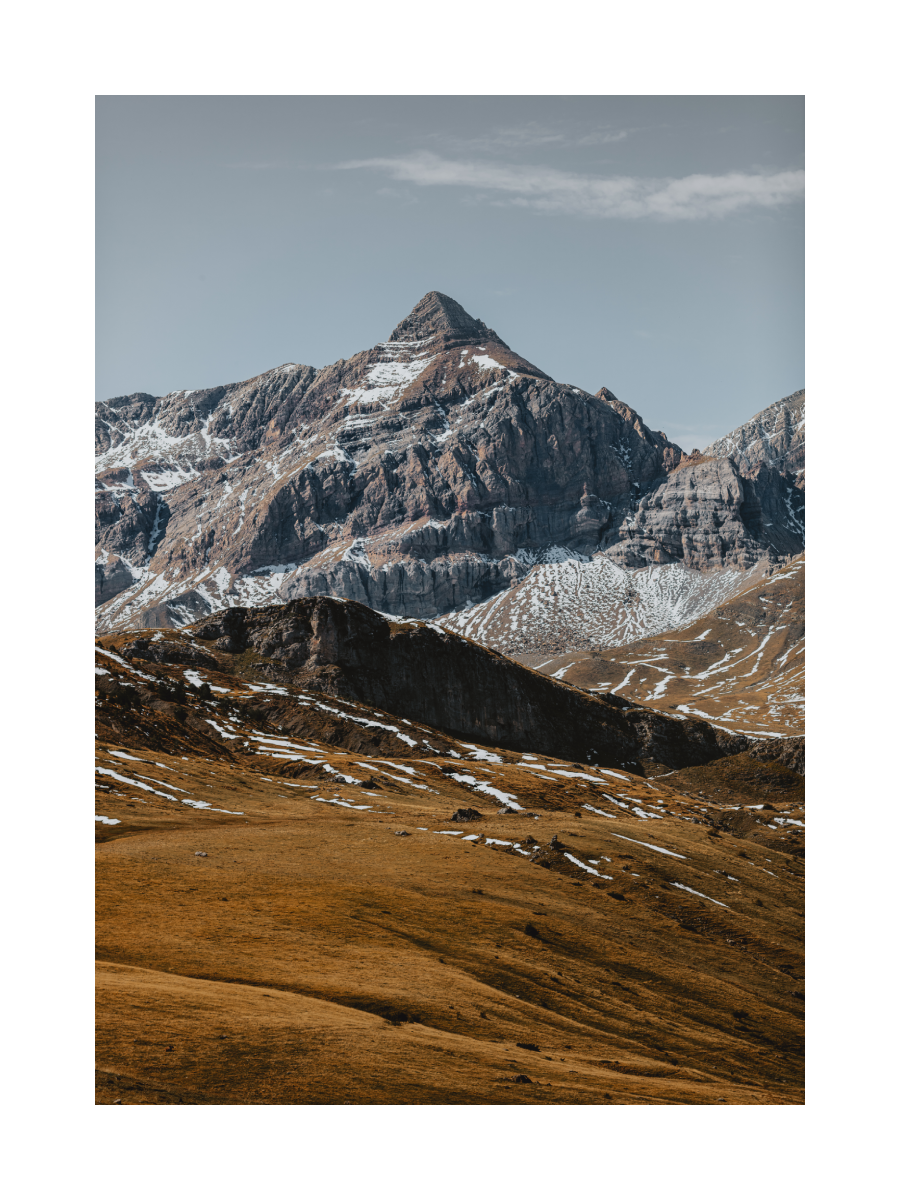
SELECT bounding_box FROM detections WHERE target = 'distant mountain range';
[96,292,804,639]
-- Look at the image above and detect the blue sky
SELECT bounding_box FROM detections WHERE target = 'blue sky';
[96,95,803,449]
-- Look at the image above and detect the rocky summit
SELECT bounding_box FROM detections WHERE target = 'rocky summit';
[95,292,805,634]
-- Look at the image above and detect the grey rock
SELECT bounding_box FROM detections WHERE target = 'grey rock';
[604,456,804,571]
[120,637,217,668]
[746,735,805,776]
[95,552,141,606]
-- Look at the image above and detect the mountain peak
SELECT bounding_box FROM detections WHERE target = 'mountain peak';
[388,291,506,346]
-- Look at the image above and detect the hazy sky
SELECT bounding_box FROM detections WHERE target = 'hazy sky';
[96,96,803,450]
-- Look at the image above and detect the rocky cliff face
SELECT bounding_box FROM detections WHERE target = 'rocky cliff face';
[604,456,804,571]
[596,389,805,573]
[96,292,804,632]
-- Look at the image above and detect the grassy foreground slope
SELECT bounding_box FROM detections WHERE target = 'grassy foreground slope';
[96,621,804,1106]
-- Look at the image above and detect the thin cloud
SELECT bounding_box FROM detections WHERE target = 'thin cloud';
[338,152,804,220]
[570,129,630,146]
[434,123,630,152]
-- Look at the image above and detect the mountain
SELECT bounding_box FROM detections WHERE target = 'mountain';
[519,555,805,738]
[434,390,804,661]
[703,389,805,484]
[598,389,805,572]
[600,452,803,572]
[96,610,804,1106]
[96,293,804,632]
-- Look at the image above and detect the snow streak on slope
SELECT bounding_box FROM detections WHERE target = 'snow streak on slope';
[96,396,243,481]
[524,556,805,737]
[436,553,762,655]
[96,561,302,632]
[337,339,436,411]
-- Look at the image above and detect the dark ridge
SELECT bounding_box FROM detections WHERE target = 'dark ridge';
[191,595,756,772]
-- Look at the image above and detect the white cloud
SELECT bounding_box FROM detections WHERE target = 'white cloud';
[338,152,804,221]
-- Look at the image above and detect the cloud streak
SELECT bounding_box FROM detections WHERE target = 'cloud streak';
[338,152,804,220]
[435,123,630,152]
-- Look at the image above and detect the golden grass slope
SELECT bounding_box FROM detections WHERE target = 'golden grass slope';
[96,626,804,1105]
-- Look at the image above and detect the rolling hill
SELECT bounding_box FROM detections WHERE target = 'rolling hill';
[96,607,804,1106]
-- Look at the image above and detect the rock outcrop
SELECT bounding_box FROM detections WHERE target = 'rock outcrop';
[605,456,804,571]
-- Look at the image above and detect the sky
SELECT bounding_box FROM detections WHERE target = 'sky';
[96,96,803,450]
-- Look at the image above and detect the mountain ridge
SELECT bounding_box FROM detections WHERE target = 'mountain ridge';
[179,593,756,773]
[703,389,805,483]
[96,293,804,634]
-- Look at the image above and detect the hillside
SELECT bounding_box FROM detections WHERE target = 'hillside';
[518,556,805,738]
[437,553,770,656]
[96,614,804,1106]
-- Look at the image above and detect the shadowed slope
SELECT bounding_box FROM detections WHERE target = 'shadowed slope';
[178,594,760,773]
